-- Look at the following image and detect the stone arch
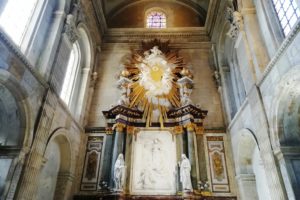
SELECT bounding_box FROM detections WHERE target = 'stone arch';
[270,67,300,148]
[236,129,258,174]
[235,129,271,200]
[36,129,73,200]
[77,23,94,70]
[68,23,94,121]
[107,0,205,28]
[0,69,33,199]
[217,21,242,120]
[269,67,300,198]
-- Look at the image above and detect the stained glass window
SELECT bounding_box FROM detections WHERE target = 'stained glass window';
[272,0,300,36]
[146,11,166,28]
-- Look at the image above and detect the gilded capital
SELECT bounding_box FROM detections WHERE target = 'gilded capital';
[172,125,184,135]
[184,122,196,132]
[113,123,126,132]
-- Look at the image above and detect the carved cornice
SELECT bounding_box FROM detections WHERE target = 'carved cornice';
[103,27,210,44]
[258,20,300,86]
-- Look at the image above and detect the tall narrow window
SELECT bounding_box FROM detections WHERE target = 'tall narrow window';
[146,11,166,28]
[60,42,81,106]
[272,0,300,36]
[0,0,38,45]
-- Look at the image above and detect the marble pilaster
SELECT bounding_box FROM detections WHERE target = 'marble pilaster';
[186,125,199,190]
[236,174,258,200]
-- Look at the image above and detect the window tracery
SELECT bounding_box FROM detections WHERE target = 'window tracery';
[272,0,300,36]
[146,11,166,28]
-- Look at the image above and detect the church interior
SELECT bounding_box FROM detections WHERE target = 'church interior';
[0,0,300,199]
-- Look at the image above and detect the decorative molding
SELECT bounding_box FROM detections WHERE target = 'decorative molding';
[63,14,79,43]
[103,27,210,43]
[0,29,48,88]
[258,20,300,86]
[225,7,243,40]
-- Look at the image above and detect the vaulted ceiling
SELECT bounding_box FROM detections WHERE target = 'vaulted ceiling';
[99,0,211,28]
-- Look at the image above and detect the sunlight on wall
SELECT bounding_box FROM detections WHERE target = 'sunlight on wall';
[0,0,38,45]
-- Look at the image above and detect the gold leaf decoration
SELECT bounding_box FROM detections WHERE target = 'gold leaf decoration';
[121,40,190,127]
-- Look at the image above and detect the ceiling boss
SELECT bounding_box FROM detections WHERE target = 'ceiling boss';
[119,40,193,127]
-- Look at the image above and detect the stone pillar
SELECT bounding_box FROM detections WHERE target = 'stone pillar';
[241,7,269,77]
[236,174,258,200]
[124,132,133,193]
[173,126,184,192]
[248,86,287,199]
[196,134,208,182]
[275,148,300,199]
[54,172,74,200]
[186,123,199,189]
[15,150,46,200]
[75,67,90,122]
[99,134,113,187]
[110,123,126,188]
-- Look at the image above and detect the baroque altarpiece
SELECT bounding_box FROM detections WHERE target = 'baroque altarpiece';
[79,40,233,198]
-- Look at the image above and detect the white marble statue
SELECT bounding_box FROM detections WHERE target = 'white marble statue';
[179,154,193,191]
[114,153,126,191]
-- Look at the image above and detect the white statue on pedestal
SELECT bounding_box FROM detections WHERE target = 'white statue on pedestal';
[179,154,193,191]
[114,153,126,191]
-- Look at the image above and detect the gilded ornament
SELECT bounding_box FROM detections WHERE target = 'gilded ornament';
[105,127,113,135]
[195,126,204,135]
[180,68,190,76]
[121,41,187,127]
[112,123,126,132]
[121,70,130,77]
[184,122,196,132]
[172,125,184,135]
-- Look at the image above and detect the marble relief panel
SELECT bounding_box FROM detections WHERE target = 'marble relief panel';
[207,136,230,193]
[131,130,177,195]
[81,135,105,191]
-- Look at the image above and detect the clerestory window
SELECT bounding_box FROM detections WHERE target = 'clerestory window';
[0,0,38,45]
[60,42,81,107]
[272,0,300,36]
[146,11,166,28]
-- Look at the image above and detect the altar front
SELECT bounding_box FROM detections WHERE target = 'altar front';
[78,40,235,199]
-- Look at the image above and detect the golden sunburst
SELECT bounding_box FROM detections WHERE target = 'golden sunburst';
[120,39,188,127]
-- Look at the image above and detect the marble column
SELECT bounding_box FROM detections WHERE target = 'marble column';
[99,134,113,187]
[241,7,269,77]
[124,133,133,193]
[110,124,126,188]
[196,134,207,182]
[176,129,184,192]
[186,124,199,189]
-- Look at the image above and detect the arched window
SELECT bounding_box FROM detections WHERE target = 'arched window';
[0,0,38,45]
[272,0,300,36]
[146,11,166,28]
[60,42,81,107]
